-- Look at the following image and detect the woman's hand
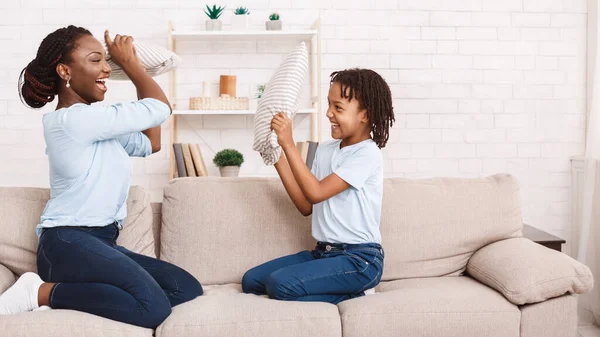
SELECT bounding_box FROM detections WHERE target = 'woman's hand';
[271,112,294,148]
[104,30,143,70]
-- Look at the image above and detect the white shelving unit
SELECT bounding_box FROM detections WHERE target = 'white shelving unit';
[173,108,317,115]
[167,20,322,179]
[171,30,318,41]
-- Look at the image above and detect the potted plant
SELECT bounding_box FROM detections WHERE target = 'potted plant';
[205,4,225,31]
[255,84,265,98]
[250,84,265,110]
[213,149,244,177]
[266,12,281,31]
[232,6,250,30]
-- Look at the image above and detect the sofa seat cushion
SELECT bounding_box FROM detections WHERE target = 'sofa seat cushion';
[0,309,152,337]
[0,263,15,294]
[155,286,341,337]
[339,276,520,337]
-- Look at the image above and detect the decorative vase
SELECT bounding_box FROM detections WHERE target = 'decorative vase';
[231,15,250,30]
[265,20,282,31]
[206,19,223,31]
[219,166,240,177]
[219,75,237,97]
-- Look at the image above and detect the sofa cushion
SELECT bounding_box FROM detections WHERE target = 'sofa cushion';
[0,309,152,337]
[117,186,156,258]
[466,237,593,305]
[0,185,155,276]
[379,173,523,280]
[0,263,15,294]
[104,40,182,81]
[0,187,48,276]
[161,175,523,285]
[151,202,162,258]
[155,290,340,337]
[160,177,314,285]
[339,276,520,337]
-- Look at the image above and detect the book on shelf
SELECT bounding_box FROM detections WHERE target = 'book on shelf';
[173,144,187,178]
[173,143,209,178]
[306,141,318,169]
[189,144,208,177]
[181,144,197,177]
[296,141,309,164]
[294,141,319,169]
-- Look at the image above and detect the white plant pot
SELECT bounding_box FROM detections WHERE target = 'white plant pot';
[219,166,240,177]
[231,15,250,30]
[206,19,223,31]
[265,20,282,31]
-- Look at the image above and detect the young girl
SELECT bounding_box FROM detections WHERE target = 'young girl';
[0,26,202,328]
[242,68,394,304]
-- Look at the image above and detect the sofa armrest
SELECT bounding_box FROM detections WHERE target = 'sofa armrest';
[466,237,593,305]
[0,263,15,294]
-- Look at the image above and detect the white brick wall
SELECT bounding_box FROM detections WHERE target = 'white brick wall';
[0,0,587,240]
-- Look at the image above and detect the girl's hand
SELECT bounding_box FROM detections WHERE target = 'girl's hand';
[271,112,294,148]
[104,30,143,70]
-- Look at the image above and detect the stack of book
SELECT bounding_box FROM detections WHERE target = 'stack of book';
[296,141,319,169]
[173,143,208,178]
[173,141,319,178]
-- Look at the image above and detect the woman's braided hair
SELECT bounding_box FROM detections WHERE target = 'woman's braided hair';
[330,68,395,148]
[18,25,92,109]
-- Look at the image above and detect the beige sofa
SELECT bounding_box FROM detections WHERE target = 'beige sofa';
[0,174,594,337]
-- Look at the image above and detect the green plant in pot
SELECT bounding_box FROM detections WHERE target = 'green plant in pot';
[255,84,265,99]
[266,12,281,31]
[232,6,250,30]
[213,149,244,177]
[250,84,265,110]
[205,4,225,31]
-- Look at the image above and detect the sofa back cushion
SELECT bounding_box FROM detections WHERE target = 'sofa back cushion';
[0,185,156,276]
[160,174,523,285]
[160,177,314,285]
[379,174,523,281]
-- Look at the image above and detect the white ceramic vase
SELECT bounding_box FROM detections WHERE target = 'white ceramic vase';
[206,19,223,31]
[265,20,282,31]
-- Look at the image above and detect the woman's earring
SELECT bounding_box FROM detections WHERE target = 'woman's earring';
[66,79,70,88]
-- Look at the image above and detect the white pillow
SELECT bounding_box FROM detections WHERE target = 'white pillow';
[102,41,182,80]
[252,42,309,165]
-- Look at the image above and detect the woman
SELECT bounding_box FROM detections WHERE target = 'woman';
[0,25,202,329]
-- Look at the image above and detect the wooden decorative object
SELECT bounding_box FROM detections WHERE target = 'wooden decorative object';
[219,75,237,97]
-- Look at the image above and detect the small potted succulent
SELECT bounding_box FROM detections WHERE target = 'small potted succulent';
[266,12,281,31]
[232,6,250,30]
[213,149,244,177]
[205,4,225,31]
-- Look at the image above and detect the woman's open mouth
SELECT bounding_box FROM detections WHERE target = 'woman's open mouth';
[96,79,107,92]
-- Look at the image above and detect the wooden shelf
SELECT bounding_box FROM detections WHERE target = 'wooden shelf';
[171,30,318,41]
[173,108,317,115]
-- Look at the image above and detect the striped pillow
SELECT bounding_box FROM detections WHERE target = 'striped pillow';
[102,41,182,81]
[252,42,309,165]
